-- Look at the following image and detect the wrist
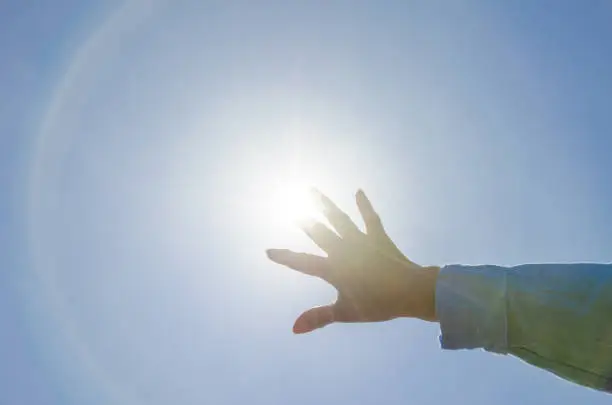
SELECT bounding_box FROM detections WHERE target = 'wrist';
[404,265,440,322]
[422,266,440,322]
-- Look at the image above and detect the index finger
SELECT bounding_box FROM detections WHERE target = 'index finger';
[266,249,331,280]
[311,188,362,239]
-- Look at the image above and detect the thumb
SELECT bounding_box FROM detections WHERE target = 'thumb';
[293,305,336,334]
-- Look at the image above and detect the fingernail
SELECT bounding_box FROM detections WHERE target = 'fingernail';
[309,187,321,197]
[266,249,284,260]
[356,190,367,205]
[309,188,325,205]
[293,320,309,334]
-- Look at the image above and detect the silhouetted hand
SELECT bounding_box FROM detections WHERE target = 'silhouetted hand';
[267,189,439,334]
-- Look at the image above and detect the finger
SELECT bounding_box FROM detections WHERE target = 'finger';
[299,220,343,254]
[311,188,362,238]
[355,189,409,261]
[355,189,384,235]
[266,249,330,279]
[293,304,336,334]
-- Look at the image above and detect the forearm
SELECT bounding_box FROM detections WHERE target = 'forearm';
[436,263,612,393]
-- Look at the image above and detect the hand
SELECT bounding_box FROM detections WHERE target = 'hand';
[266,189,439,334]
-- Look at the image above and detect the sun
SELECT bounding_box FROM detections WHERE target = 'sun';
[268,180,322,225]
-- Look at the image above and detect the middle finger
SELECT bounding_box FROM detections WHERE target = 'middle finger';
[311,189,362,239]
[300,220,343,255]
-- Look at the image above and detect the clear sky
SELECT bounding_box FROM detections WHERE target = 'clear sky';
[2,1,612,404]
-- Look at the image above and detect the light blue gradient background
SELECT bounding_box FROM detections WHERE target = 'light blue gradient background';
[2,2,612,404]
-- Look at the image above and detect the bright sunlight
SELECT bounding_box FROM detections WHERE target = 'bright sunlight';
[268,179,322,225]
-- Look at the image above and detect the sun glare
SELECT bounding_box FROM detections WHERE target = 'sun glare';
[262,178,323,226]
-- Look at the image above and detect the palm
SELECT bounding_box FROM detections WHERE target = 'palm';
[267,189,437,334]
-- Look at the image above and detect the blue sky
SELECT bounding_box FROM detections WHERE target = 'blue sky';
[2,1,612,404]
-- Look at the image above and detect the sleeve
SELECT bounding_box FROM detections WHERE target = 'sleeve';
[436,263,612,393]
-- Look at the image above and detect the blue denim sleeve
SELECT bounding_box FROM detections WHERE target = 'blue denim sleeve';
[436,265,508,353]
[436,263,612,392]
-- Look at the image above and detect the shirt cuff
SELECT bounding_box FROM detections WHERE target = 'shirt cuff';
[436,265,509,353]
